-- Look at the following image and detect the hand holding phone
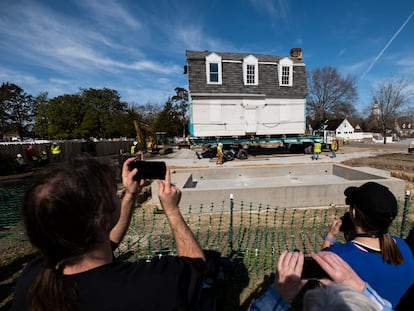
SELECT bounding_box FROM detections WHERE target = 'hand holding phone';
[301,257,332,280]
[128,160,166,180]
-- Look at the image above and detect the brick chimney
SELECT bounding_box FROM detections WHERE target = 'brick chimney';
[290,48,302,60]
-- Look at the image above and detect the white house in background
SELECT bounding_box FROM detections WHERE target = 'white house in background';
[334,118,354,139]
[333,118,395,143]
[323,118,375,142]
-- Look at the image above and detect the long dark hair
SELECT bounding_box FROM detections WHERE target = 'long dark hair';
[23,154,118,311]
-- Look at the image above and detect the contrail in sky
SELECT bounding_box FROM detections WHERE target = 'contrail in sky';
[360,9,414,81]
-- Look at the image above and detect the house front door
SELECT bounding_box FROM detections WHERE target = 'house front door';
[245,108,257,134]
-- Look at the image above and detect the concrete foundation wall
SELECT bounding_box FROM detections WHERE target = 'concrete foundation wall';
[175,164,334,180]
[151,164,406,212]
[332,165,388,180]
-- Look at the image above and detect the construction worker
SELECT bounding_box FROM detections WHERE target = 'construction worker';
[25,145,39,168]
[51,142,61,162]
[25,145,37,162]
[39,150,49,166]
[330,137,338,158]
[15,154,27,172]
[312,140,322,160]
[344,136,350,145]
[16,153,24,165]
[130,141,138,155]
[216,143,223,165]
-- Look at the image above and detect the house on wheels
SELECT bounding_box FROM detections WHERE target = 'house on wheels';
[185,48,320,157]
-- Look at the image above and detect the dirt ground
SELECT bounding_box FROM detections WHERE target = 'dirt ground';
[1,144,413,310]
[342,154,414,191]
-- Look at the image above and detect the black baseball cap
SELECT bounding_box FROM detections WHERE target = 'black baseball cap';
[344,182,397,220]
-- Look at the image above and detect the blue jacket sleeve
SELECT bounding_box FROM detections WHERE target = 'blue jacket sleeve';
[249,282,393,311]
[249,286,290,311]
[363,283,394,311]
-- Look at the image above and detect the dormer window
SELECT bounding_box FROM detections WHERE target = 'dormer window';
[206,53,222,84]
[246,65,255,84]
[278,57,293,86]
[281,66,290,84]
[209,63,219,82]
[243,55,258,85]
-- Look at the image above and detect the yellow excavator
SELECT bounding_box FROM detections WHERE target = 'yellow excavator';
[133,120,173,155]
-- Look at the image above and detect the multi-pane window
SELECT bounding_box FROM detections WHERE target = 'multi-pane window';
[278,57,293,87]
[243,55,258,85]
[209,63,219,83]
[246,65,256,84]
[281,66,290,85]
[206,53,222,84]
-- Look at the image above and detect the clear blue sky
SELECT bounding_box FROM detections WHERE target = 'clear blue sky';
[1,0,413,113]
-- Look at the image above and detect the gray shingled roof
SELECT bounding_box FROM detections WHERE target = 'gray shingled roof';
[185,49,307,98]
[186,50,304,64]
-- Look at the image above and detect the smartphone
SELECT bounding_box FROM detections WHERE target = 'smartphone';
[301,257,331,280]
[339,211,353,232]
[128,160,166,180]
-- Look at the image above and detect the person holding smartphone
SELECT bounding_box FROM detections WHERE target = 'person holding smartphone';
[13,154,205,311]
[249,251,392,311]
[327,182,414,308]
[321,211,356,250]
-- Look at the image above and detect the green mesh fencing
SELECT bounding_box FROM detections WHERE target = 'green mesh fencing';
[116,196,411,307]
[0,185,25,238]
[120,199,410,267]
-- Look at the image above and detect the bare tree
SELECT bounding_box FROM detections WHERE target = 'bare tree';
[371,76,413,144]
[306,66,358,128]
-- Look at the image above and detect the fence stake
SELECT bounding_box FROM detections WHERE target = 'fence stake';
[228,193,234,256]
[400,190,411,238]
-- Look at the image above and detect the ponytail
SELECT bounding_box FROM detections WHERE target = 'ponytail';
[28,265,76,311]
[379,233,403,265]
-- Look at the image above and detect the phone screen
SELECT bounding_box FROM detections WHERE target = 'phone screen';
[301,257,331,280]
[128,160,166,180]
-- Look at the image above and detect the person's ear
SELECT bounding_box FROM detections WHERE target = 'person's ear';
[350,206,356,218]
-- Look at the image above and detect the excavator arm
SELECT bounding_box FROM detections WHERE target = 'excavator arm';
[133,120,147,151]
[133,120,159,152]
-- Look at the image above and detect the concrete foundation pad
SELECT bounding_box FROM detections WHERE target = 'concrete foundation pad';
[151,164,406,212]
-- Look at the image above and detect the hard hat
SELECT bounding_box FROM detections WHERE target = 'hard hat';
[42,150,47,155]
[218,143,223,147]
[133,141,138,146]
[17,153,22,158]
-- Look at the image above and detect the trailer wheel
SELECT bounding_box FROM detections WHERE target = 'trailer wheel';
[223,150,235,161]
[237,150,248,160]
[289,144,304,154]
[304,145,313,154]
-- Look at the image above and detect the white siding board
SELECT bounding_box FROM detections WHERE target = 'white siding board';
[191,98,305,136]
